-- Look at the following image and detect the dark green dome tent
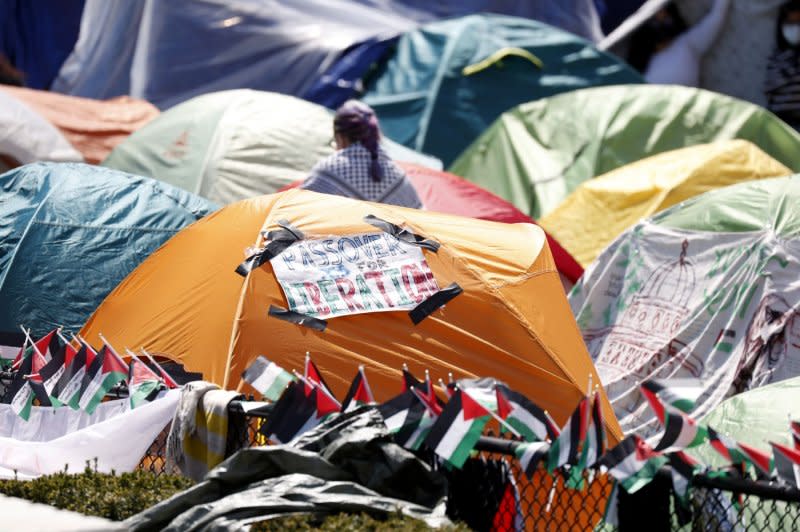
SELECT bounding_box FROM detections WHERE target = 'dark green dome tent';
[361,14,642,166]
[0,163,216,337]
[451,85,800,219]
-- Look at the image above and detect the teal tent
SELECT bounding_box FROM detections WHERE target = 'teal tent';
[362,14,642,166]
[0,162,216,336]
[451,85,800,219]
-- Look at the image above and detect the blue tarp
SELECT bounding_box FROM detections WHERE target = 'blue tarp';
[52,0,416,110]
[0,0,84,89]
[0,163,217,336]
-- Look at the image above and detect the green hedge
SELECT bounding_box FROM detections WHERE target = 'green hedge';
[252,512,470,531]
[0,464,192,521]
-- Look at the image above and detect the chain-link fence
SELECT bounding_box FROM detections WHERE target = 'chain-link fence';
[132,402,800,531]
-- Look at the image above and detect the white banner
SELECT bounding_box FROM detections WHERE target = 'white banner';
[0,390,178,479]
[271,232,439,319]
[570,222,800,437]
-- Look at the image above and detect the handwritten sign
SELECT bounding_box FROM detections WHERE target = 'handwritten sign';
[271,233,439,319]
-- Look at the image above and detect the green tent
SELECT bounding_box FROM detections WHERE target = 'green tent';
[451,85,800,219]
[103,90,441,206]
[361,14,641,167]
[569,176,800,438]
[0,162,215,337]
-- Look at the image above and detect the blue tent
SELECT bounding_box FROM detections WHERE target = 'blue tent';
[52,0,416,110]
[0,0,84,89]
[0,163,216,336]
[362,14,643,166]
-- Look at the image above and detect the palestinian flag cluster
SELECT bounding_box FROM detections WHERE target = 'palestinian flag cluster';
[243,356,800,516]
[1,329,178,420]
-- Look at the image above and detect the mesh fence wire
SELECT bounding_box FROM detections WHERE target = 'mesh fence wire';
[129,405,799,531]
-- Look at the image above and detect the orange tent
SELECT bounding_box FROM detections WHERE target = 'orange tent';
[80,189,621,442]
[0,86,159,164]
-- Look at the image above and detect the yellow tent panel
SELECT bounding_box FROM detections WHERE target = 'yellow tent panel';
[539,140,791,267]
[80,189,621,442]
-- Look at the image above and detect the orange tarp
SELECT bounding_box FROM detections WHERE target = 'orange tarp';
[0,86,159,164]
[80,189,621,443]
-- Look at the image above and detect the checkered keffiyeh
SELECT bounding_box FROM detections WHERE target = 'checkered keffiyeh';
[301,143,423,209]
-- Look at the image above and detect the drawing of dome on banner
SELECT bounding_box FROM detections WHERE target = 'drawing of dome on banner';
[570,175,800,437]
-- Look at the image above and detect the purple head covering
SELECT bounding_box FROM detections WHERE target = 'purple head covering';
[334,99,382,181]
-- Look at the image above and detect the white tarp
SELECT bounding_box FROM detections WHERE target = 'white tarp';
[570,223,800,437]
[271,233,439,319]
[0,390,178,479]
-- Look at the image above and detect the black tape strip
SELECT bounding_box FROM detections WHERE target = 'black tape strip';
[268,305,327,331]
[236,220,304,277]
[409,282,463,325]
[364,214,440,252]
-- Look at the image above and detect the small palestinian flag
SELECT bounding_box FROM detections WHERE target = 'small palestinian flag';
[669,451,702,506]
[78,343,128,414]
[583,390,607,467]
[2,347,49,419]
[341,366,374,412]
[425,388,491,468]
[707,427,749,466]
[771,441,800,488]
[737,441,773,478]
[602,481,620,527]
[641,378,701,415]
[241,355,295,401]
[304,354,333,396]
[144,353,179,389]
[653,408,707,453]
[128,355,162,408]
[12,330,61,369]
[52,344,92,409]
[401,365,424,392]
[599,435,666,494]
[791,420,800,451]
[515,441,550,479]
[260,381,320,444]
[378,389,427,447]
[496,384,558,443]
[547,396,590,473]
[39,341,74,406]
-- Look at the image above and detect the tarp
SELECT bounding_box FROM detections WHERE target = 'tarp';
[600,0,789,107]
[0,0,84,89]
[125,407,451,531]
[352,0,605,41]
[0,162,216,336]
[362,14,642,166]
[80,189,622,441]
[103,90,441,205]
[0,85,159,164]
[451,85,800,219]
[569,175,800,437]
[0,91,82,169]
[539,140,791,267]
[0,390,178,480]
[52,0,416,110]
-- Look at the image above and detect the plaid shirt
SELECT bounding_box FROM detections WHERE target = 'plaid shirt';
[301,143,423,208]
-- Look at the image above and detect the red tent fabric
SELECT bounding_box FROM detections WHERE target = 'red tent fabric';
[283,162,583,284]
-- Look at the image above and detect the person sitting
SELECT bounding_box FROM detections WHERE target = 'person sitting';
[628,0,731,87]
[301,100,423,209]
[765,0,800,130]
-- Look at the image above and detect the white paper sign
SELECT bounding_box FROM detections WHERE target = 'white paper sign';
[271,233,439,319]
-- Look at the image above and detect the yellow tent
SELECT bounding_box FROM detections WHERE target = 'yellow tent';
[80,189,621,442]
[539,140,791,267]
